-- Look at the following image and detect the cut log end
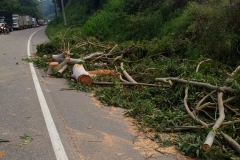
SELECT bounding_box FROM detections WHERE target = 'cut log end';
[49,62,59,66]
[88,70,115,75]
[78,75,93,85]
[64,50,68,55]
[202,144,211,151]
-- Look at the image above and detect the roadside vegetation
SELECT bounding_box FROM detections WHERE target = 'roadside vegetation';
[33,0,240,159]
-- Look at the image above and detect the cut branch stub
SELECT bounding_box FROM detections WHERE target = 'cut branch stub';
[47,62,59,75]
[202,131,216,151]
[72,64,92,85]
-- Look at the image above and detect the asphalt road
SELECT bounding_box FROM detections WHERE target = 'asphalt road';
[0,27,187,160]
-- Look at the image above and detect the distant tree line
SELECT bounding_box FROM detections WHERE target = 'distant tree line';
[0,0,43,19]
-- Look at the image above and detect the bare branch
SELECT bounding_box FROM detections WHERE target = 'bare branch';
[155,77,238,93]
[120,62,137,83]
[203,92,225,151]
[83,52,104,60]
[221,131,240,154]
[184,87,209,127]
[92,82,169,87]
[163,119,240,132]
[196,59,211,72]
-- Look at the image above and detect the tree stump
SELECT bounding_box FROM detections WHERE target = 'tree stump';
[72,64,92,85]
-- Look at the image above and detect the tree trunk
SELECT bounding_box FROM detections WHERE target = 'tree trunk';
[72,64,92,84]
[88,70,116,75]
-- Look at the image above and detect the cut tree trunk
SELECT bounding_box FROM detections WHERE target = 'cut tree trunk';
[88,70,116,75]
[47,62,59,75]
[72,64,92,84]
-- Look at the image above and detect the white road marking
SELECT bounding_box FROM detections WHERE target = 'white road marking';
[28,29,69,160]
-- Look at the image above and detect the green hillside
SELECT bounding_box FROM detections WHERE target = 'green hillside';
[47,0,240,65]
[36,0,240,159]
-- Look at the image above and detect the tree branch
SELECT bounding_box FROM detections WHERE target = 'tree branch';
[184,87,209,127]
[120,62,137,83]
[196,59,211,72]
[155,77,238,93]
[203,92,225,151]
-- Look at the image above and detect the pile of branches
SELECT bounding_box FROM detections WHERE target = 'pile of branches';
[41,40,240,157]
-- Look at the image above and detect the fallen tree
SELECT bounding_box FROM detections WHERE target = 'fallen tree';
[35,39,240,159]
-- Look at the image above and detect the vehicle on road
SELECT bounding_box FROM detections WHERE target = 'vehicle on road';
[32,17,37,27]
[0,11,13,31]
[12,14,24,30]
[38,19,44,26]
[22,15,28,29]
[0,24,10,34]
[26,15,33,28]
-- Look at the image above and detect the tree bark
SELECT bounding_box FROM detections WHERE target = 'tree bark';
[72,64,92,84]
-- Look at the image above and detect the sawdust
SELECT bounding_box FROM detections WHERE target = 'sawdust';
[0,152,6,157]
[133,133,194,160]
[97,131,115,147]
[89,94,195,160]
[91,94,103,108]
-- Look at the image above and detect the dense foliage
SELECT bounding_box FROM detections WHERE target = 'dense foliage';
[0,0,43,18]
[34,0,240,159]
